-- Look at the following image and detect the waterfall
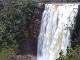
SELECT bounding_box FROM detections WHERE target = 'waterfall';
[37,3,79,60]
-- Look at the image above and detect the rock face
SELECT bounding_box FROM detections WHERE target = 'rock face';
[0,1,4,13]
[17,3,45,56]
[10,54,36,60]
[28,3,45,55]
[71,5,80,48]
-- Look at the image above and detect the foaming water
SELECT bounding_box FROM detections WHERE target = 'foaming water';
[37,4,78,60]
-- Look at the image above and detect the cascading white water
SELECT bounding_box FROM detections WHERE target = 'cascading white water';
[37,3,79,60]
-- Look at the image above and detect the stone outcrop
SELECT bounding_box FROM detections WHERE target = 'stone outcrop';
[10,54,36,60]
[17,3,45,56]
[71,5,80,48]
[28,3,45,55]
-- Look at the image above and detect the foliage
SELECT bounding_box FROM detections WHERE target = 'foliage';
[57,45,80,60]
[0,0,36,52]
[0,0,36,60]
[0,47,17,60]
[0,0,80,60]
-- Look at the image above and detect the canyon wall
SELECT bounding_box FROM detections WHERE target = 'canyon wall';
[17,3,45,56]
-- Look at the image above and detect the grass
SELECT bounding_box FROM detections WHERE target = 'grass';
[0,46,18,60]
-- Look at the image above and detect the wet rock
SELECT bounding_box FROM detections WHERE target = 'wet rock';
[10,54,36,60]
[17,3,45,55]
[28,3,45,55]
[71,5,80,48]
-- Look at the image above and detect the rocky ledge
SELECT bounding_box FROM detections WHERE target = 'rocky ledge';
[10,54,36,60]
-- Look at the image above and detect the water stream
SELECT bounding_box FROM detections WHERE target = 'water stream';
[37,4,78,60]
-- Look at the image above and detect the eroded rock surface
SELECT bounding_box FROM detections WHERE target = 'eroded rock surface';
[28,3,45,55]
[71,5,80,48]
[10,54,36,60]
[17,3,45,56]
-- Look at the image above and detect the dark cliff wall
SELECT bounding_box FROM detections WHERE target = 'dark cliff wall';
[71,5,80,48]
[17,3,45,55]
[28,3,45,55]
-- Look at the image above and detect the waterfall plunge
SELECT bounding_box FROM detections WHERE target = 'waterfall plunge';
[37,4,78,60]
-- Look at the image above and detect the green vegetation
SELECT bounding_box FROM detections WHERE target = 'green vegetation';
[57,45,80,60]
[0,47,16,60]
[0,0,80,60]
[0,0,36,60]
